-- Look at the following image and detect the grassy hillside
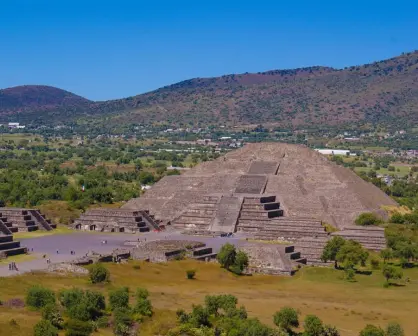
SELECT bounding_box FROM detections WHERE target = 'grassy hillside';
[0,260,417,336]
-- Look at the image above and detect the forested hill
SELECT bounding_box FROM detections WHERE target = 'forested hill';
[1,51,418,127]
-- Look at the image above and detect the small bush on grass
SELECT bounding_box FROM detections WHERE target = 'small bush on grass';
[26,285,55,309]
[42,304,64,329]
[133,287,153,317]
[370,258,380,270]
[65,319,94,336]
[186,269,196,279]
[33,319,58,336]
[109,287,130,311]
[273,307,299,333]
[89,263,110,284]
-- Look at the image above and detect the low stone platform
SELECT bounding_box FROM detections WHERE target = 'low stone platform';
[130,240,216,262]
[0,234,27,259]
[0,208,56,232]
[241,243,305,276]
[72,208,161,233]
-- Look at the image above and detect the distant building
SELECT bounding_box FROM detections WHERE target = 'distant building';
[8,122,25,129]
[315,149,350,156]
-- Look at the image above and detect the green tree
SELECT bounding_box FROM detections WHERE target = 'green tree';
[59,288,84,308]
[217,243,237,269]
[133,287,153,317]
[321,236,346,268]
[336,240,369,271]
[26,286,56,309]
[89,263,110,284]
[359,324,385,336]
[382,265,403,285]
[385,322,404,336]
[390,212,405,224]
[233,250,249,274]
[42,304,63,329]
[304,315,324,336]
[189,304,210,328]
[33,319,58,336]
[273,307,299,333]
[65,319,93,336]
[109,287,130,311]
[380,249,394,263]
[113,307,133,336]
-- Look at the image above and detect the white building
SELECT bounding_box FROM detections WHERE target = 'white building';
[8,122,25,129]
[315,149,350,156]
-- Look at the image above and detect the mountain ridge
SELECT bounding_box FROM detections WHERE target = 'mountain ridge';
[1,50,418,127]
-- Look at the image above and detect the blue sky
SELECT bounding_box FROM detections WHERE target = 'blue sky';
[1,0,417,100]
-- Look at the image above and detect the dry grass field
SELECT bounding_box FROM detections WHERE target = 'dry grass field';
[0,260,417,336]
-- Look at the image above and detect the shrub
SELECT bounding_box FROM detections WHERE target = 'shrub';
[42,304,63,329]
[382,264,403,285]
[359,324,385,336]
[134,297,153,317]
[323,324,340,336]
[26,285,55,309]
[109,287,130,311]
[386,322,405,336]
[66,290,105,321]
[89,263,110,284]
[217,243,236,269]
[390,212,405,224]
[273,307,299,332]
[370,258,380,270]
[186,269,196,279]
[33,319,58,336]
[96,316,109,328]
[355,213,382,226]
[133,288,153,317]
[304,315,324,336]
[65,319,94,336]
[113,307,133,336]
[135,288,149,300]
[59,288,84,308]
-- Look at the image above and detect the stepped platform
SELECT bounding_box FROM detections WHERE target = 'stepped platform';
[331,226,386,251]
[294,237,332,266]
[0,223,27,259]
[73,209,161,233]
[0,208,56,232]
[241,244,296,276]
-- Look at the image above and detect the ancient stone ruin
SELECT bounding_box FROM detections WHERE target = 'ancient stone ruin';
[0,208,55,259]
[124,143,395,264]
[0,208,56,232]
[72,208,161,233]
[242,244,306,276]
[129,240,217,262]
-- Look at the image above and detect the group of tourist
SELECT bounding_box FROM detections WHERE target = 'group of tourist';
[8,262,18,271]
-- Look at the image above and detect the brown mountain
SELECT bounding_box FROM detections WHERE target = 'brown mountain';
[0,85,91,120]
[1,51,418,126]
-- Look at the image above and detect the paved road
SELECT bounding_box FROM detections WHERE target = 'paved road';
[0,231,248,277]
